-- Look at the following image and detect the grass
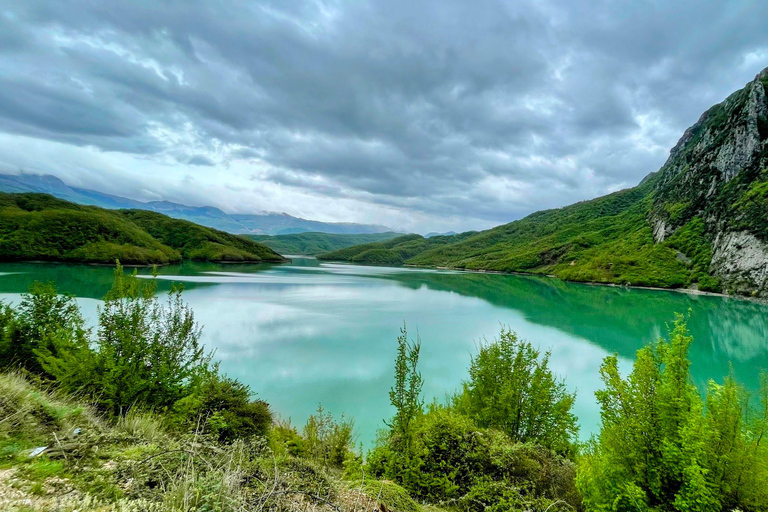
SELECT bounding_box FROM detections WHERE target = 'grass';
[0,372,449,512]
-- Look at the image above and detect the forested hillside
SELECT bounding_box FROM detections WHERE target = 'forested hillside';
[249,231,401,255]
[0,193,287,265]
[320,68,768,297]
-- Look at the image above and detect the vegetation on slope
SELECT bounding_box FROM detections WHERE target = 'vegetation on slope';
[121,209,286,262]
[0,265,766,511]
[317,232,476,265]
[320,71,768,296]
[0,193,286,265]
[320,177,703,288]
[249,231,401,256]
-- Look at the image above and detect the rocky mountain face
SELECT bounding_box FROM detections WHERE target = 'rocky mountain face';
[651,67,768,296]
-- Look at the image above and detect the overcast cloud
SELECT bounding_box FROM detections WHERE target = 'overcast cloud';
[0,0,766,232]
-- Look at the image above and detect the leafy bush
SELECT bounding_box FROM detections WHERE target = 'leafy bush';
[0,282,90,377]
[454,327,577,454]
[578,316,768,511]
[172,373,272,443]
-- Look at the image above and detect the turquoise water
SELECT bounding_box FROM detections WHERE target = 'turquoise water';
[1,259,767,447]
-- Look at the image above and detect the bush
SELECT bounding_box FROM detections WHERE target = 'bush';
[172,373,272,443]
[368,406,580,508]
[35,263,213,416]
[454,327,577,455]
[302,405,356,469]
[0,282,89,378]
[578,316,768,511]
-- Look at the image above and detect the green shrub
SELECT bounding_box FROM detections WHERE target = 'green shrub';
[301,405,356,469]
[0,282,90,377]
[454,327,577,454]
[578,317,768,511]
[360,480,419,512]
[172,373,272,443]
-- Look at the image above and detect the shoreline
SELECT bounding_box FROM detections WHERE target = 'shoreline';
[395,263,767,304]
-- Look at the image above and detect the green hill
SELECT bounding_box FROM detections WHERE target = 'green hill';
[0,193,287,265]
[248,231,401,255]
[319,68,768,297]
[317,232,476,265]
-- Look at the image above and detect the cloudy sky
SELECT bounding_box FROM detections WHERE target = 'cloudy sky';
[0,0,766,232]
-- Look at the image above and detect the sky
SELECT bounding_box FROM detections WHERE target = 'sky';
[0,1,767,233]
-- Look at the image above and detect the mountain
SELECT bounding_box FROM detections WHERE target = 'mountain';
[248,232,402,255]
[0,192,287,265]
[425,231,458,238]
[319,67,768,298]
[0,174,392,235]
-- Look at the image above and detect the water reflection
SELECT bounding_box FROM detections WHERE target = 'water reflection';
[0,260,766,447]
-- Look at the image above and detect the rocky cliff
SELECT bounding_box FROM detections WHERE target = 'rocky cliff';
[651,67,768,296]
[322,67,768,298]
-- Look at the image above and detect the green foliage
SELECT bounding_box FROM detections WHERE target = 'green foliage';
[360,480,420,512]
[369,326,579,510]
[318,233,475,265]
[301,405,356,469]
[0,282,90,377]
[454,327,577,454]
[0,192,285,265]
[120,209,285,262]
[387,323,424,453]
[577,316,768,511]
[368,406,580,509]
[172,373,272,443]
[249,231,401,255]
[30,263,212,416]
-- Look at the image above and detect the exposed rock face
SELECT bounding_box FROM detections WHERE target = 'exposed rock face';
[649,67,768,296]
[711,231,768,296]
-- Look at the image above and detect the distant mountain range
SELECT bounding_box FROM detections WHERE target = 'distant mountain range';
[0,173,393,235]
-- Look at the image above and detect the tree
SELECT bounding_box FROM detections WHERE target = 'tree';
[387,323,423,452]
[0,282,90,378]
[454,327,577,454]
[577,315,768,511]
[40,262,213,415]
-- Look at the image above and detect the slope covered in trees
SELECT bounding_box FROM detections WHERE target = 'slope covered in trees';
[248,231,401,255]
[0,193,287,265]
[320,68,768,297]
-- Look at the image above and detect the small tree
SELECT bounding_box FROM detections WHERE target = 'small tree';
[2,282,90,377]
[454,327,577,454]
[303,404,356,469]
[578,315,768,510]
[39,262,213,415]
[93,262,211,414]
[387,323,423,452]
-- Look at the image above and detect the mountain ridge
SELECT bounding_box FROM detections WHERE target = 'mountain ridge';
[319,67,768,298]
[0,192,288,265]
[0,173,393,235]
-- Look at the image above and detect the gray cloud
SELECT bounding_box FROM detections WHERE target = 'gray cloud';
[0,0,766,231]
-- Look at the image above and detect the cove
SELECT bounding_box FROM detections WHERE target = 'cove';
[0,259,766,449]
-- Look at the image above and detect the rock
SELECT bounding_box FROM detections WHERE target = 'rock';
[711,231,768,296]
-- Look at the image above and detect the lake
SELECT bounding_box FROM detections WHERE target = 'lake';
[1,259,767,448]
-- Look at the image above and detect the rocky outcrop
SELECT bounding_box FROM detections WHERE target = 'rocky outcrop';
[711,231,768,297]
[646,67,768,297]
[650,68,768,242]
